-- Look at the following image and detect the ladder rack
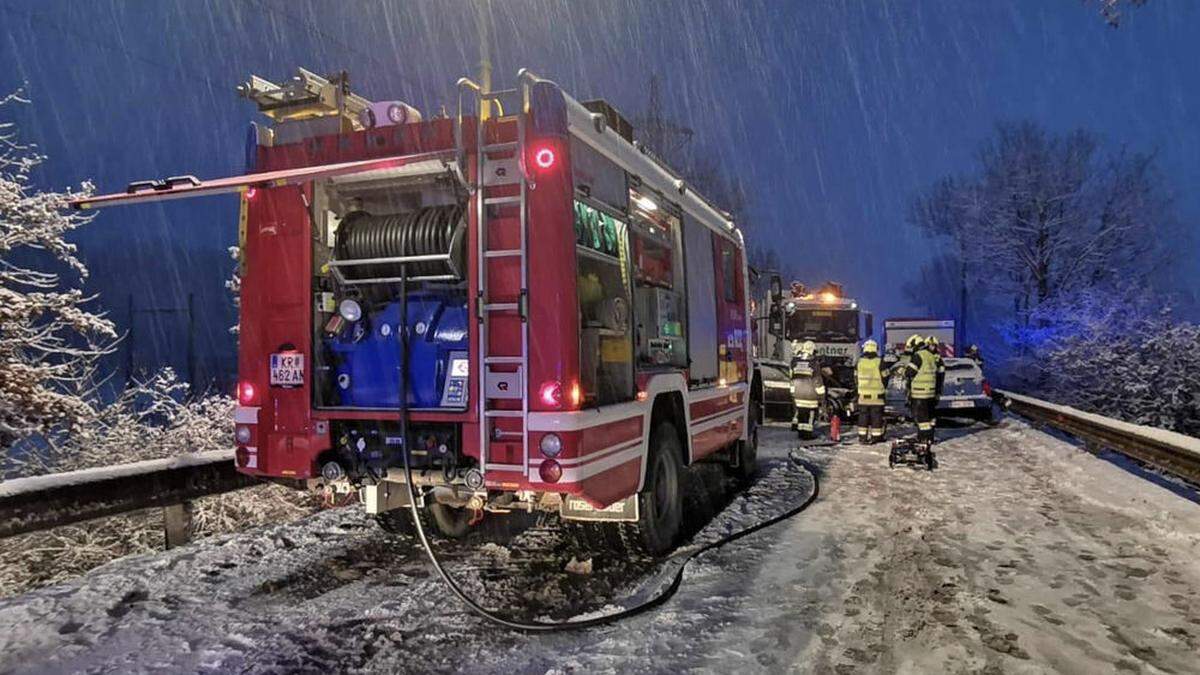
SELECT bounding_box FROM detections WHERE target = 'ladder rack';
[459,78,531,477]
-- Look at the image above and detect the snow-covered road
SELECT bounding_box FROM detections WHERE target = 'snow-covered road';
[0,417,1197,674]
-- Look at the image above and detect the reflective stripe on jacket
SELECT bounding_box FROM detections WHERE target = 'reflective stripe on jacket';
[791,359,825,404]
[909,351,938,399]
[856,355,885,404]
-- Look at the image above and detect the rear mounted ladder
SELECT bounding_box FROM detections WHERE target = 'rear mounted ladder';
[461,82,530,477]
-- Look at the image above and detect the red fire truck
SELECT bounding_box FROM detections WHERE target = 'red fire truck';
[72,68,757,555]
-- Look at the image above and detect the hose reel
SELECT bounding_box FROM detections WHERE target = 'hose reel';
[330,204,466,285]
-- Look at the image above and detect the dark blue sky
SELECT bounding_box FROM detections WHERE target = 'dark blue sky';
[2,0,1196,376]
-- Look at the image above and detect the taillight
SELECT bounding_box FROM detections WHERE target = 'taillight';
[238,381,258,405]
[235,425,252,444]
[539,380,564,409]
[538,459,562,483]
[982,380,993,397]
[539,380,580,410]
[532,144,557,171]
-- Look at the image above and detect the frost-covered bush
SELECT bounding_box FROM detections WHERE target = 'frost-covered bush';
[0,371,321,597]
[1011,288,1200,437]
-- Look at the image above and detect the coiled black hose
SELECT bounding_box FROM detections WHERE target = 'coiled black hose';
[337,205,465,279]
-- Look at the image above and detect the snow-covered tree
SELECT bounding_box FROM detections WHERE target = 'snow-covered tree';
[1013,287,1199,436]
[908,122,1175,360]
[913,123,1170,320]
[0,90,116,452]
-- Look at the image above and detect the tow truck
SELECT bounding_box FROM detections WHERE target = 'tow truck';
[754,277,873,423]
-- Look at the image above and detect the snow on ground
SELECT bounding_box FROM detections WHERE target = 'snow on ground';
[0,416,1197,674]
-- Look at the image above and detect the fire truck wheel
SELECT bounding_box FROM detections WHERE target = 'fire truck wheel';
[730,411,759,483]
[374,504,471,539]
[374,507,425,537]
[427,503,473,539]
[625,422,684,556]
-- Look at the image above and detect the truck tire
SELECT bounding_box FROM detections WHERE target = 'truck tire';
[729,408,759,483]
[623,422,684,556]
[374,503,472,539]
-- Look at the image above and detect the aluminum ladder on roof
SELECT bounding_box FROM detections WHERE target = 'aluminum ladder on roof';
[459,78,530,477]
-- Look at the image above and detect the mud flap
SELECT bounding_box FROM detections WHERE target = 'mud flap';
[560,494,639,522]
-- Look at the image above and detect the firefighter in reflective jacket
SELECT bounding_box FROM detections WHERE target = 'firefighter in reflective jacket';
[926,335,946,429]
[905,336,941,443]
[855,339,887,443]
[791,340,826,439]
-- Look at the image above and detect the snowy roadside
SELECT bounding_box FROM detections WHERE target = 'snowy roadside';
[0,418,1196,674]
[0,442,816,674]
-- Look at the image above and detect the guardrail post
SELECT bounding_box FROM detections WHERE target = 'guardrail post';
[163,501,194,549]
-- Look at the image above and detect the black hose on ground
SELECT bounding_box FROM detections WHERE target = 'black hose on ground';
[394,258,820,631]
[400,446,819,632]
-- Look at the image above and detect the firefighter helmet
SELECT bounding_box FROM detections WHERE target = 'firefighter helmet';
[905,334,924,351]
[798,340,816,358]
[862,339,878,355]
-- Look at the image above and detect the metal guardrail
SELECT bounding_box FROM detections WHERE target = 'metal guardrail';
[994,389,1200,485]
[0,451,261,546]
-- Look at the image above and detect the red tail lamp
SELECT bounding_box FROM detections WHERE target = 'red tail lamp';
[539,380,564,408]
[532,144,557,171]
[538,459,563,483]
[982,380,993,397]
[238,381,258,405]
[539,380,581,410]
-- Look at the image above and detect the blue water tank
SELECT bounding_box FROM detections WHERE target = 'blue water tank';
[327,293,468,408]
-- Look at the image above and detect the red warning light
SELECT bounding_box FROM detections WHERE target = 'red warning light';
[533,146,556,170]
[539,380,563,409]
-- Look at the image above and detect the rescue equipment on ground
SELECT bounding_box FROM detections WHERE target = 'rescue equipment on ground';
[889,437,937,470]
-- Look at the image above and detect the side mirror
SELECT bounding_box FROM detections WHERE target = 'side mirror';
[769,274,783,303]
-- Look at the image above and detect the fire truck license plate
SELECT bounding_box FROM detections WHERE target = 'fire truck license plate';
[270,353,305,387]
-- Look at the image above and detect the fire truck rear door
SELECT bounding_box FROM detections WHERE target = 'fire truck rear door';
[69,150,457,210]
